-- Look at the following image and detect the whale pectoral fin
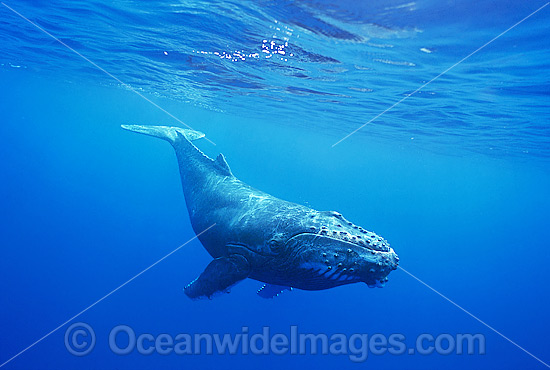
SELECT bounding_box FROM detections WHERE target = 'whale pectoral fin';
[257,284,292,299]
[184,255,250,300]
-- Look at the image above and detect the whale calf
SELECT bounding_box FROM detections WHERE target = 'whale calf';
[122,125,398,299]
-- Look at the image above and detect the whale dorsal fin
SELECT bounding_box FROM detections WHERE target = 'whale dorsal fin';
[215,153,233,177]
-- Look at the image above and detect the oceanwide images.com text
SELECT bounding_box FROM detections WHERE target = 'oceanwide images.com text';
[65,323,486,362]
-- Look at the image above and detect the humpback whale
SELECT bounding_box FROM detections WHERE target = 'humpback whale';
[122,125,398,299]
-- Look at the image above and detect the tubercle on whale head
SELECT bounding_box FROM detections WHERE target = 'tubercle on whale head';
[283,211,399,287]
[304,210,394,253]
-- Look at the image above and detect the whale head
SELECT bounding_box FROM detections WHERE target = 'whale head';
[282,211,398,289]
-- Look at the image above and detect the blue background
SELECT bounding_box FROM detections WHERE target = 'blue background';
[1,1,549,369]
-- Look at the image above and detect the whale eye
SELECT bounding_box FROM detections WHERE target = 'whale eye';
[267,239,281,249]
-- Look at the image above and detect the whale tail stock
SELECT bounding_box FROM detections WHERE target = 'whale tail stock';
[121,124,205,144]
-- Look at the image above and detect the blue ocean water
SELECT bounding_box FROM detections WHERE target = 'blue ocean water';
[1,0,549,369]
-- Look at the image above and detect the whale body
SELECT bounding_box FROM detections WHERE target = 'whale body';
[122,125,398,299]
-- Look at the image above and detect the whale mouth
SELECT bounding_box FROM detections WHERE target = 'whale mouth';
[287,231,398,269]
[288,231,399,287]
[287,231,394,257]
